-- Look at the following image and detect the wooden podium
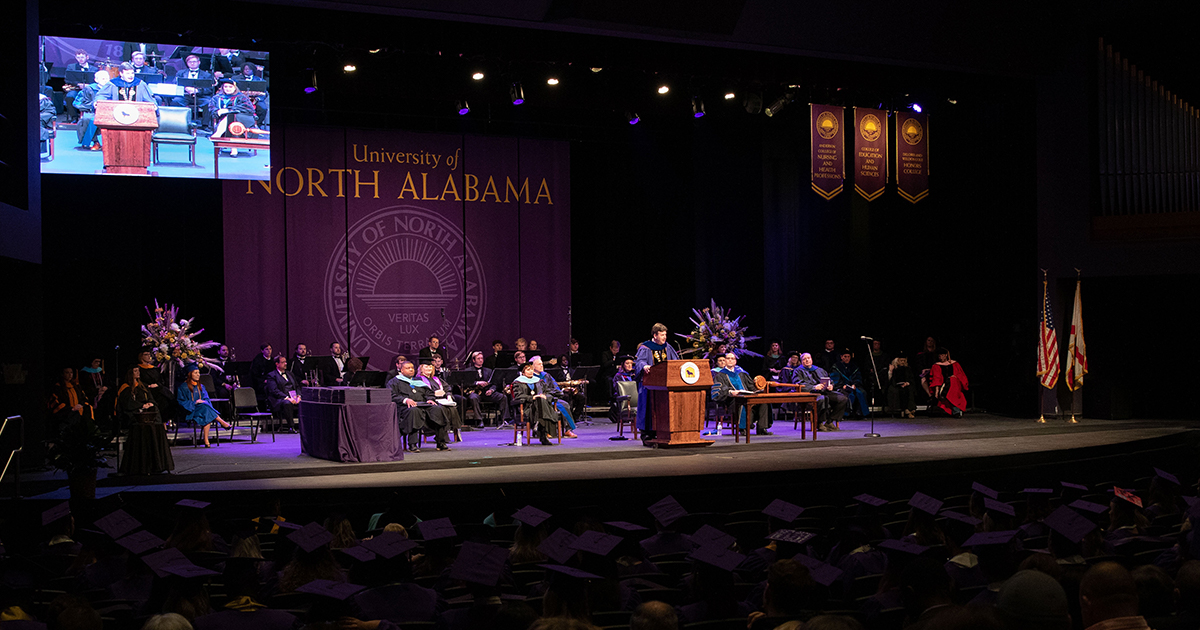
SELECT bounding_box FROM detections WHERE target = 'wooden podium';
[95,100,158,175]
[643,359,715,447]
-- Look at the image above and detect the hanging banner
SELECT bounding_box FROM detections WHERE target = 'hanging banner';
[809,104,844,200]
[853,107,888,201]
[895,111,929,203]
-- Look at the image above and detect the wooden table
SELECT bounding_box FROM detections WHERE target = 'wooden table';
[730,391,820,443]
[211,137,270,179]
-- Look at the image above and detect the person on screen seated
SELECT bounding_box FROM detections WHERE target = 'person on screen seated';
[170,55,213,127]
[63,49,96,123]
[238,62,269,126]
[176,363,231,447]
[38,93,55,155]
[710,352,771,435]
[208,78,256,156]
[73,70,110,150]
[265,356,301,433]
[97,63,156,103]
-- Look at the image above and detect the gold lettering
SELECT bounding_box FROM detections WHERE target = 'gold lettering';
[397,172,419,199]
[440,174,461,201]
[352,144,367,163]
[328,169,349,198]
[276,167,303,197]
[464,174,479,202]
[354,169,380,199]
[481,176,501,203]
[307,168,327,197]
[504,177,529,204]
[534,178,553,205]
[246,177,272,195]
[420,172,439,200]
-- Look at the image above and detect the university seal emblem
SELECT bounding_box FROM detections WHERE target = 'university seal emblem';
[901,118,924,146]
[816,111,840,140]
[859,114,881,142]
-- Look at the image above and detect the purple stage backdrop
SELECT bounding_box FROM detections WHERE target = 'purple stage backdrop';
[222,126,570,369]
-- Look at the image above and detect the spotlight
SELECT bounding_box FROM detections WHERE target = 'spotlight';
[472,71,484,80]
[368,49,381,54]
[304,70,318,93]
[910,102,923,113]
[626,111,640,125]
[764,93,793,117]
[590,67,603,73]
[692,97,705,118]
[510,83,525,105]
[343,63,356,73]
[657,85,669,95]
[724,91,736,100]
[947,98,958,105]
[456,100,470,115]
[743,92,762,114]
[547,77,559,85]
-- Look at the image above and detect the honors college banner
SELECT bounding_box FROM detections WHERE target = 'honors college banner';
[895,111,929,203]
[810,104,844,200]
[853,107,888,201]
[222,126,570,369]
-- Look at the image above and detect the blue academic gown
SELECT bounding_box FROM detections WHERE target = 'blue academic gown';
[537,371,576,430]
[634,340,679,430]
[830,360,869,417]
[176,382,221,427]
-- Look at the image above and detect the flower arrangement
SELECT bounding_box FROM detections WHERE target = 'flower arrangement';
[677,299,763,358]
[141,299,224,373]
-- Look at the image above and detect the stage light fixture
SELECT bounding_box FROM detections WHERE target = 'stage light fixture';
[472,71,484,80]
[456,100,470,115]
[510,83,525,105]
[724,91,736,100]
[910,102,923,113]
[947,98,958,105]
[368,49,381,54]
[590,67,603,73]
[692,97,705,118]
[626,111,640,125]
[743,92,762,114]
[343,63,357,73]
[657,85,669,95]
[764,94,791,117]
[547,77,559,85]
[304,70,318,93]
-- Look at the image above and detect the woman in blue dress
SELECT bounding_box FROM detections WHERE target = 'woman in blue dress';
[176,363,231,447]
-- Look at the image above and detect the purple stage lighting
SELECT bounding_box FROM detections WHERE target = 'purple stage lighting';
[626,112,640,125]
[692,97,705,118]
[456,100,470,115]
[911,103,923,113]
[304,86,316,93]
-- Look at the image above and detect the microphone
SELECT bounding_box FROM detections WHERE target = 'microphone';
[860,336,873,341]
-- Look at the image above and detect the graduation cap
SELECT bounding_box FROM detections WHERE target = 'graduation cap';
[762,499,805,523]
[288,522,335,553]
[1068,500,1109,515]
[95,509,141,539]
[511,506,552,528]
[539,564,600,580]
[339,545,377,563]
[449,542,510,586]
[360,532,417,559]
[983,498,1016,517]
[116,530,164,555]
[853,494,887,507]
[647,496,687,527]
[1061,481,1088,491]
[1044,506,1097,544]
[164,561,219,578]
[690,525,735,550]
[972,482,999,499]
[786,350,801,359]
[688,544,746,572]
[570,530,623,557]
[604,521,648,533]
[417,517,457,541]
[909,492,944,516]
[176,499,211,510]
[794,554,845,587]
[615,354,636,364]
[42,501,71,526]
[142,548,208,579]
[940,510,982,527]
[1155,468,1181,486]
[963,530,1019,548]
[878,539,929,556]
[215,77,236,87]
[1114,487,1143,508]
[767,529,816,545]
[295,578,366,601]
[1022,488,1054,495]
[271,518,303,531]
[537,528,579,564]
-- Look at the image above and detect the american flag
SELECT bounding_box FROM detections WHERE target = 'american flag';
[1037,280,1060,389]
[1066,279,1088,391]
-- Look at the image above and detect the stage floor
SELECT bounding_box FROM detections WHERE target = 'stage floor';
[21,414,1196,498]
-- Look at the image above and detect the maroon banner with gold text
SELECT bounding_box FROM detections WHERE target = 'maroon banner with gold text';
[895,111,929,203]
[853,107,888,201]
[810,104,844,200]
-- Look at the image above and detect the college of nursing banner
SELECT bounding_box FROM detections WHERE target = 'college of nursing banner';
[895,111,930,203]
[853,107,888,201]
[810,104,845,200]
[221,126,570,369]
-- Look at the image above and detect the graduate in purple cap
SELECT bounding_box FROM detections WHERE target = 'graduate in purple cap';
[176,363,231,447]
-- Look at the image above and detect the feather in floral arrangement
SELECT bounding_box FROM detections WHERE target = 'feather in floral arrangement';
[141,299,224,372]
[676,299,763,358]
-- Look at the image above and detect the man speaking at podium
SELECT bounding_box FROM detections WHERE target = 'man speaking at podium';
[635,323,679,445]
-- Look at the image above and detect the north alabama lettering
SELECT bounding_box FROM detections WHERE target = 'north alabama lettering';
[246,168,554,204]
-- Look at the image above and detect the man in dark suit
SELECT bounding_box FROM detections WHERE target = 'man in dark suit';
[418,335,449,364]
[122,42,161,64]
[482,340,505,369]
[319,342,349,386]
[290,343,318,386]
[390,360,448,452]
[264,356,300,433]
[248,343,274,403]
[63,49,99,122]
[209,48,243,78]
[464,351,508,427]
[170,54,214,127]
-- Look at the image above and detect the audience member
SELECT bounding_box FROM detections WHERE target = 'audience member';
[1079,562,1149,630]
[994,569,1072,630]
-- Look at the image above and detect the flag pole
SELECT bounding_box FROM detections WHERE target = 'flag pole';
[1038,270,1046,424]
[1068,268,1082,424]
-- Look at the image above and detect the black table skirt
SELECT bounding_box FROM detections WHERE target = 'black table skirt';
[299,400,403,463]
[120,422,175,475]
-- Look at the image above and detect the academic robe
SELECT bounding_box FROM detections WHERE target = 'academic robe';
[96,78,155,103]
[176,382,221,427]
[710,367,769,430]
[829,360,869,417]
[929,361,969,414]
[79,368,110,410]
[609,369,637,422]
[511,377,560,435]
[536,371,576,430]
[888,363,918,413]
[389,375,446,436]
[48,380,94,427]
[208,91,256,137]
[116,382,159,425]
[634,340,679,431]
[790,365,848,424]
[422,375,462,432]
[137,362,175,414]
